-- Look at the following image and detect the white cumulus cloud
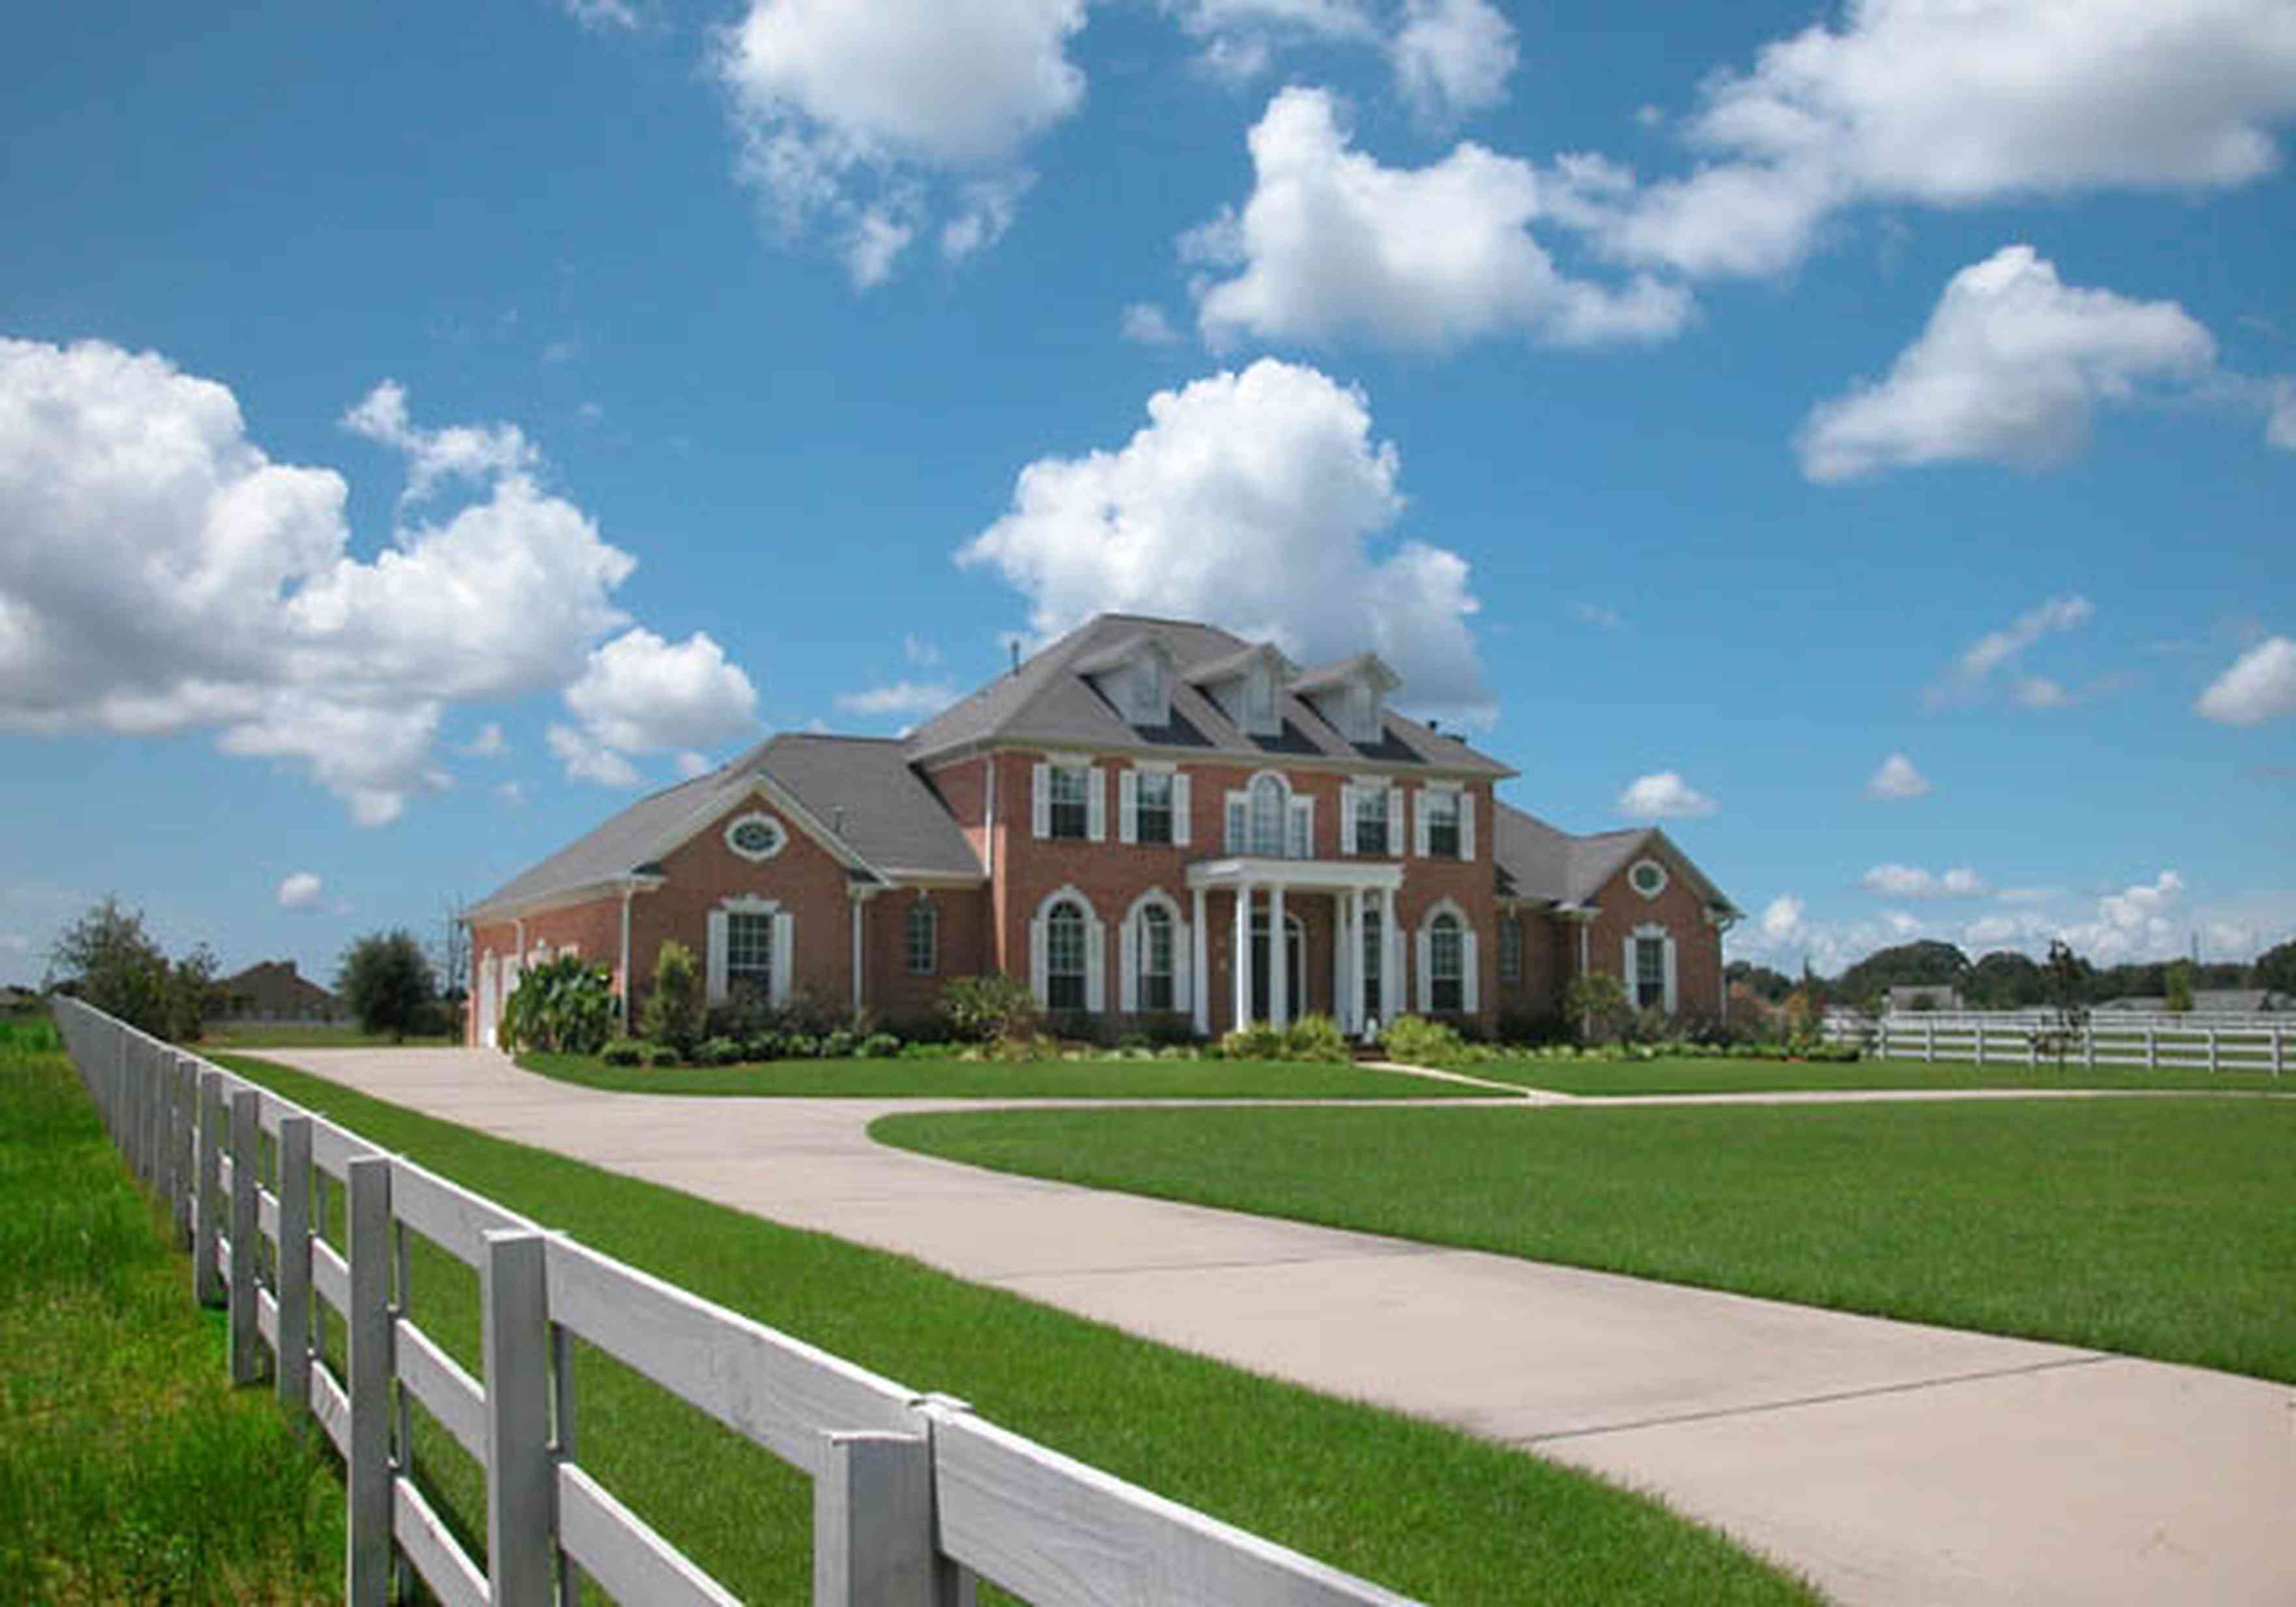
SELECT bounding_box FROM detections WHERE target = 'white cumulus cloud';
[1865,751,1930,800]
[1932,593,2093,707]
[1617,770,1716,820]
[1546,0,2296,280]
[0,338,640,824]
[1861,863,1987,899]
[1165,0,1516,119]
[277,872,324,910]
[1186,88,1692,353]
[717,0,1085,286]
[1119,303,1185,347]
[552,628,760,784]
[2196,637,2296,726]
[1391,0,1518,121]
[958,357,1490,718]
[1798,247,2220,481]
[344,380,539,503]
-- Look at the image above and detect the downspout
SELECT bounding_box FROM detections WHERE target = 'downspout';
[850,887,879,1015]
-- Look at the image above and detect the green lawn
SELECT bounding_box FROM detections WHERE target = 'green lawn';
[1,1025,342,1602]
[874,1098,2296,1385]
[204,1023,458,1049]
[214,1053,1811,1606]
[519,1048,1489,1099]
[1468,1053,2293,1096]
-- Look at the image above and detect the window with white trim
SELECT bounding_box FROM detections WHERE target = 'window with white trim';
[1430,913,1464,1012]
[725,812,786,861]
[1046,900,1088,1011]
[1634,935,1667,1010]
[1135,771,1174,845]
[1425,790,1462,860]
[905,901,937,976]
[1361,907,1383,1021]
[1629,858,1668,899]
[1354,785,1389,855]
[726,911,774,997]
[1136,905,1174,1012]
[1250,775,1286,856]
[1245,665,1277,733]
[1498,915,1521,985]
[1048,764,1089,840]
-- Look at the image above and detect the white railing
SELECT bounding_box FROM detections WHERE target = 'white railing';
[1822,1008,2286,1075]
[51,998,1419,1607]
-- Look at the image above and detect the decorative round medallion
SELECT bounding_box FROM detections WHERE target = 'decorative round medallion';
[725,812,787,862]
[1629,858,1667,898]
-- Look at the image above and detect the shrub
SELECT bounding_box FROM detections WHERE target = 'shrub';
[705,984,778,1045]
[897,1040,952,1060]
[942,974,1039,1044]
[821,1029,855,1059]
[990,1032,1061,1062]
[782,1032,819,1060]
[1282,1013,1350,1063]
[860,1032,901,1059]
[500,954,617,1055]
[742,1032,784,1062]
[695,1036,744,1066]
[1217,1021,1288,1060]
[641,941,704,1057]
[1497,1010,1571,1047]
[1563,972,1629,1045]
[1381,1014,1466,1068]
[599,1038,650,1067]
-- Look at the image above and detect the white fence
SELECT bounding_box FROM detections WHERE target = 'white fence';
[52,998,1419,1607]
[1824,1008,2286,1075]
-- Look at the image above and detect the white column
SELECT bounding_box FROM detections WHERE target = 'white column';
[1383,891,1404,1023]
[1191,888,1210,1036]
[1269,882,1289,1030]
[1231,882,1252,1032]
[1347,891,1366,1036]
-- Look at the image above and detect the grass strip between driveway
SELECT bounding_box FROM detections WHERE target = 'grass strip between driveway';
[1468,1053,2294,1096]
[1,1026,342,1602]
[519,1047,1492,1099]
[874,1098,2296,1386]
[214,1053,1813,1605]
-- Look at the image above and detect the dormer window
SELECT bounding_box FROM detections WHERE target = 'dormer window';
[1083,635,1174,726]
[1136,654,1164,722]
[1245,664,1277,734]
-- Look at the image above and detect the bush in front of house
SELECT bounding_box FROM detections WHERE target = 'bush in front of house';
[1216,1021,1287,1060]
[641,941,704,1058]
[600,1037,650,1067]
[860,1032,901,1059]
[1281,1014,1350,1063]
[500,953,618,1055]
[1380,1014,1475,1068]
[941,974,1039,1045]
[695,1036,743,1066]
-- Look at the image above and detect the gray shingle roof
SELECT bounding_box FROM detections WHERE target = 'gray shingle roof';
[1491,800,1738,914]
[468,733,982,918]
[903,613,1513,777]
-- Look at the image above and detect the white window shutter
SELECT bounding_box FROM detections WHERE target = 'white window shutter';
[1030,918,1049,1006]
[1031,762,1050,839]
[1118,770,1138,845]
[1340,785,1357,856]
[705,909,729,1006]
[1087,766,1107,842]
[1459,791,1475,862]
[1386,785,1405,856]
[1085,916,1106,1012]
[1413,788,1430,858]
[1299,797,1316,858]
[1173,921,1192,1012]
[1119,916,1139,1013]
[1462,930,1481,1014]
[1416,924,1434,1013]
[772,911,794,1007]
[1171,773,1192,846]
[1225,793,1246,853]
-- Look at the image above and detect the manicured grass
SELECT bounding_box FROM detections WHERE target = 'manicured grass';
[1,1028,342,1602]
[519,1048,1489,1099]
[215,1053,1813,1606]
[875,1098,2296,1385]
[204,1023,457,1049]
[1468,1053,2292,1096]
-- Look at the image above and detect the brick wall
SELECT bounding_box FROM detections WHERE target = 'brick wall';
[1580,842,1725,1021]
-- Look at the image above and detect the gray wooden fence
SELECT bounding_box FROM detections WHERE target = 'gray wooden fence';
[52,998,1419,1607]
[1823,1008,2286,1075]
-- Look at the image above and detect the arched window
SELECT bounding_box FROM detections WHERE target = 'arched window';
[1429,912,1463,1012]
[1136,905,1174,1012]
[1046,900,1087,1010]
[1250,774,1287,856]
[905,901,937,975]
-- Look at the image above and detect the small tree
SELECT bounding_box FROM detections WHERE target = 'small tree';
[500,954,616,1055]
[48,896,174,1038]
[166,942,225,1043]
[338,929,438,1042]
[2163,959,2195,1014]
[641,940,704,1055]
[2044,938,2089,1068]
[1564,970,1627,1044]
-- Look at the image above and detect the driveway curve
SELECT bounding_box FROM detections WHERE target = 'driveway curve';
[261,1047,2293,1607]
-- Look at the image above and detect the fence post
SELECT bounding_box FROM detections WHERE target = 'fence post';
[167,1056,191,1244]
[1924,1019,1935,1064]
[346,1157,393,1607]
[155,1045,179,1216]
[2146,1023,2157,1070]
[277,1116,313,1428]
[229,1088,264,1386]
[2207,1027,2219,1075]
[483,1231,556,1607]
[2275,1025,2284,1079]
[1974,1021,1986,1066]
[816,1432,940,1607]
[551,1319,589,1606]
[194,1070,225,1305]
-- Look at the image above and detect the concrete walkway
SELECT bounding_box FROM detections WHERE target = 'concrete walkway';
[264,1047,2293,1607]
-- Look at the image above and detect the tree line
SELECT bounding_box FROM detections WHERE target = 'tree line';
[1730,936,2296,1014]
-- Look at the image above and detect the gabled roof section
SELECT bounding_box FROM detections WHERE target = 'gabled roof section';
[1288,652,1399,697]
[903,612,1513,777]
[1491,801,1740,915]
[468,734,982,920]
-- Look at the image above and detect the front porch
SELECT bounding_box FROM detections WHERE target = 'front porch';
[1184,858,1405,1038]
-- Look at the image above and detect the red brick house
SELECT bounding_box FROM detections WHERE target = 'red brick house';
[465,614,1739,1045]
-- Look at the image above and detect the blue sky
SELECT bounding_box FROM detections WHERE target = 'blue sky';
[4,0,2292,989]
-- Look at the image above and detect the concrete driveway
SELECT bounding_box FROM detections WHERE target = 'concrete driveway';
[260,1047,2294,1607]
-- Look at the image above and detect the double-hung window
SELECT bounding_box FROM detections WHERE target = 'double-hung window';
[1354,787,1389,855]
[1498,916,1521,985]
[726,911,774,999]
[1045,901,1088,1010]
[1425,790,1461,860]
[1429,914,1464,1012]
[1635,936,1667,1011]
[905,901,937,975]
[1135,772,1174,845]
[1249,775,1287,857]
[1048,764,1089,840]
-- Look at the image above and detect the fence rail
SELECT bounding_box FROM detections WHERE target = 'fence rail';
[1822,1008,2286,1075]
[50,998,1419,1607]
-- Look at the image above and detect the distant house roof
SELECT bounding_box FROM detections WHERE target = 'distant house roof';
[901,614,1514,777]
[219,959,341,1019]
[466,732,984,921]
[1887,984,1963,1010]
[1490,801,1738,914]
